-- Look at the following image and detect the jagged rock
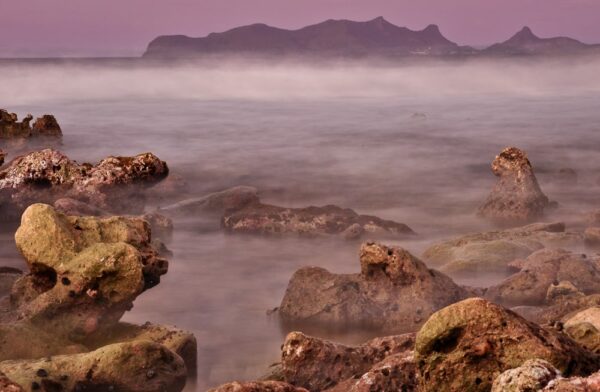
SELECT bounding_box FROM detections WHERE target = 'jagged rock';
[325,351,417,392]
[485,249,600,306]
[0,341,187,392]
[209,381,309,392]
[223,203,414,239]
[543,372,600,391]
[0,110,62,139]
[159,186,258,216]
[478,147,549,224]
[0,149,168,219]
[279,331,415,391]
[415,298,599,392]
[10,204,168,340]
[0,371,22,392]
[422,222,583,276]
[492,359,562,392]
[278,242,468,333]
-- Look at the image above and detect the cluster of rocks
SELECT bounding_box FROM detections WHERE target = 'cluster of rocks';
[0,204,196,391]
[0,109,62,140]
[213,298,600,391]
[159,186,415,240]
[0,148,169,220]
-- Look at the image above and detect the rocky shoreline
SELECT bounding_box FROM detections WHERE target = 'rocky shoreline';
[2,108,600,391]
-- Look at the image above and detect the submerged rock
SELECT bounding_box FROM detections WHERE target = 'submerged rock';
[485,249,600,306]
[0,341,187,392]
[415,298,599,392]
[0,109,61,139]
[159,185,259,216]
[0,149,168,219]
[278,331,415,391]
[492,359,562,392]
[278,242,469,333]
[478,147,549,224]
[422,222,582,276]
[223,203,414,239]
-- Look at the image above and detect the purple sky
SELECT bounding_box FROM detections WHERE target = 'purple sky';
[1,0,600,57]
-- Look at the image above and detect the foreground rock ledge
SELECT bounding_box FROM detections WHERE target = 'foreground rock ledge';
[277,242,469,333]
[478,146,550,225]
[0,204,196,391]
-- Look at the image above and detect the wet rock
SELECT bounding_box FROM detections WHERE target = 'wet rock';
[514,294,600,326]
[0,149,168,219]
[485,249,600,306]
[422,222,583,276]
[415,298,599,392]
[53,197,107,216]
[278,242,468,333]
[209,381,309,392]
[10,204,169,340]
[279,331,415,391]
[146,173,190,203]
[159,185,258,216]
[142,212,174,240]
[0,341,187,392]
[0,149,4,167]
[0,371,22,392]
[478,147,549,224]
[223,203,414,239]
[492,359,561,392]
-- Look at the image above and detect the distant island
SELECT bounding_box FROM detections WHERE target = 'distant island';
[143,17,600,59]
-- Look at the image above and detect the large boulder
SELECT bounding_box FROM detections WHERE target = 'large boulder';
[222,203,414,240]
[0,149,168,219]
[485,249,600,306]
[478,147,549,224]
[0,341,187,392]
[10,204,168,340]
[563,307,600,353]
[279,331,415,391]
[278,242,469,333]
[422,222,582,276]
[415,298,599,392]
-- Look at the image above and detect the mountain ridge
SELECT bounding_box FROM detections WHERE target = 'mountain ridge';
[143,19,599,59]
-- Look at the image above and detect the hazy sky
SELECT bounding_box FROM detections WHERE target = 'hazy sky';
[1,0,600,57]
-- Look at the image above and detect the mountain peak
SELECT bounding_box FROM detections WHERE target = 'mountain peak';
[512,26,538,41]
[423,24,441,33]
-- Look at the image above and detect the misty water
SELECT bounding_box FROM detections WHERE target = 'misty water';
[2,57,600,390]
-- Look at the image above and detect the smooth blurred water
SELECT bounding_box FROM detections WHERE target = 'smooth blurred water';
[2,58,600,389]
